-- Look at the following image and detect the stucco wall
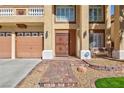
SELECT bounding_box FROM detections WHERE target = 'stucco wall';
[89,23,105,30]
[0,24,44,32]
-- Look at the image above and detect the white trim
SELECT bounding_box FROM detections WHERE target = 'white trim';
[112,50,124,59]
[42,50,54,59]
[11,32,16,59]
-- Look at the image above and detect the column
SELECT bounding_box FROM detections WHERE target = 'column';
[11,31,15,59]
[119,6,124,59]
[42,5,54,59]
[112,6,120,59]
[105,5,111,57]
[80,5,91,59]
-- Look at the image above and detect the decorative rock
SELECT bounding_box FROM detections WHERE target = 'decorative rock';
[82,60,124,71]
[77,66,87,73]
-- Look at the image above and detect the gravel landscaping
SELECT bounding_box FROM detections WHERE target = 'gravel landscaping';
[88,58,124,66]
[71,58,124,88]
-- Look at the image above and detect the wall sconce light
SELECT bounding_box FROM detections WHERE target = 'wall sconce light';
[45,31,48,39]
[16,24,27,29]
[0,25,2,29]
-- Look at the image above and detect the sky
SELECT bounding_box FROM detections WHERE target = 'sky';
[111,5,114,15]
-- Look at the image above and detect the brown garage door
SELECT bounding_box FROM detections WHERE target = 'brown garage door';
[0,32,11,58]
[16,32,44,58]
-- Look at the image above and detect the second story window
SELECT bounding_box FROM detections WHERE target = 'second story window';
[89,5,104,22]
[56,5,75,22]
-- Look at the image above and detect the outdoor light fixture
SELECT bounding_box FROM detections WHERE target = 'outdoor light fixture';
[45,31,48,39]
[0,25,2,29]
[16,24,27,29]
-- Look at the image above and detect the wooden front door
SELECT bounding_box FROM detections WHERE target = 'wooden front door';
[55,32,69,56]
[69,30,76,56]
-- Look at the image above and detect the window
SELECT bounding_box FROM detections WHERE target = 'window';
[6,32,11,36]
[32,32,39,36]
[0,32,11,36]
[90,31,104,48]
[16,32,24,36]
[16,32,44,37]
[24,32,31,36]
[56,5,75,22]
[89,5,104,22]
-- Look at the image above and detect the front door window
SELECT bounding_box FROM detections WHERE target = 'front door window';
[90,31,104,48]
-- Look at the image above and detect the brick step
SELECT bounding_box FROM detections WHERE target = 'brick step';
[38,82,80,88]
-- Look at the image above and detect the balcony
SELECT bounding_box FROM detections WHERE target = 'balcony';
[0,6,44,23]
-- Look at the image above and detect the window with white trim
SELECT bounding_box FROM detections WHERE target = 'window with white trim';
[56,5,75,22]
[89,5,104,22]
[90,31,104,48]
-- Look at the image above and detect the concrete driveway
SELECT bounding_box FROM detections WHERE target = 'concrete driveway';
[0,59,41,88]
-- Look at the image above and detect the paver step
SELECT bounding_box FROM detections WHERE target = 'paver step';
[38,82,80,88]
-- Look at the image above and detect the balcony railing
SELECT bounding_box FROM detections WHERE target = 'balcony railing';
[0,8,14,16]
[28,8,44,16]
[0,7,44,16]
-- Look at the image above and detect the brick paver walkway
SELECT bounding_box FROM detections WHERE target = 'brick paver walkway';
[39,60,80,88]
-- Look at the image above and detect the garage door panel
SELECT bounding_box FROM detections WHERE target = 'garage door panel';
[16,32,43,58]
[0,32,11,58]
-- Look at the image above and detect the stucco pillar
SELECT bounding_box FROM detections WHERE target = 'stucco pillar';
[112,6,120,59]
[112,5,124,59]
[42,5,54,59]
[119,6,124,59]
[80,5,91,59]
[105,5,111,57]
[105,5,111,46]
[11,31,15,59]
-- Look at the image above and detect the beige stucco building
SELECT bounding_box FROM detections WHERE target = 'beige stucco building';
[0,5,114,59]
